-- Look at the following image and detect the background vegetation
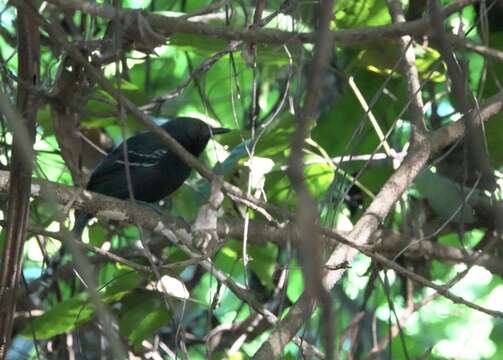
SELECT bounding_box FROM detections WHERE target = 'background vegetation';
[1,0,503,359]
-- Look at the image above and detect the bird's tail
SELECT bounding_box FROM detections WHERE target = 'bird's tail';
[73,210,91,237]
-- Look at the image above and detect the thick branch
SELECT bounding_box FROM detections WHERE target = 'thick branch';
[254,87,503,353]
[281,0,335,358]
[1,170,503,283]
[430,0,496,191]
[16,0,288,225]
[44,0,475,47]
[0,3,39,356]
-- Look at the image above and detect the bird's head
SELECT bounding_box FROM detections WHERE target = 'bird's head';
[161,117,230,156]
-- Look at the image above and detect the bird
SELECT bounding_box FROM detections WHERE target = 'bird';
[73,117,230,235]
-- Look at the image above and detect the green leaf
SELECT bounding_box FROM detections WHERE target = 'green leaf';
[101,271,144,303]
[214,287,250,325]
[192,273,219,306]
[119,291,171,348]
[334,0,390,29]
[287,264,304,303]
[21,293,93,339]
[414,46,446,83]
[266,161,334,206]
[21,270,143,340]
[88,223,109,247]
[214,244,241,275]
[248,242,279,289]
[415,170,477,224]
[438,229,485,248]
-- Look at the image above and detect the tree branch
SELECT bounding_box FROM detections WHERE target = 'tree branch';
[43,0,475,47]
[0,2,39,356]
[253,90,503,355]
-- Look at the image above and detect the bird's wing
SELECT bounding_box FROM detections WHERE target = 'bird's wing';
[88,132,169,190]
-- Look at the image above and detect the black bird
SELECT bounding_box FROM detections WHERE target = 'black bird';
[73,117,230,235]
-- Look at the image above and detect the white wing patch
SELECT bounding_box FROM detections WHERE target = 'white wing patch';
[129,149,168,159]
[116,149,168,167]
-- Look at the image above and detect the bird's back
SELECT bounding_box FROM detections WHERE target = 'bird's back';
[87,131,191,202]
[73,117,216,235]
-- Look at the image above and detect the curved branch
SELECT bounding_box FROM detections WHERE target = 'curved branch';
[254,87,503,356]
[44,0,475,47]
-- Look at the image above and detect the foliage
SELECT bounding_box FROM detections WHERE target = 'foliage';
[1,0,503,359]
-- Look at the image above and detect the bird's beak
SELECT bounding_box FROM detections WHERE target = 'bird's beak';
[211,127,231,135]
